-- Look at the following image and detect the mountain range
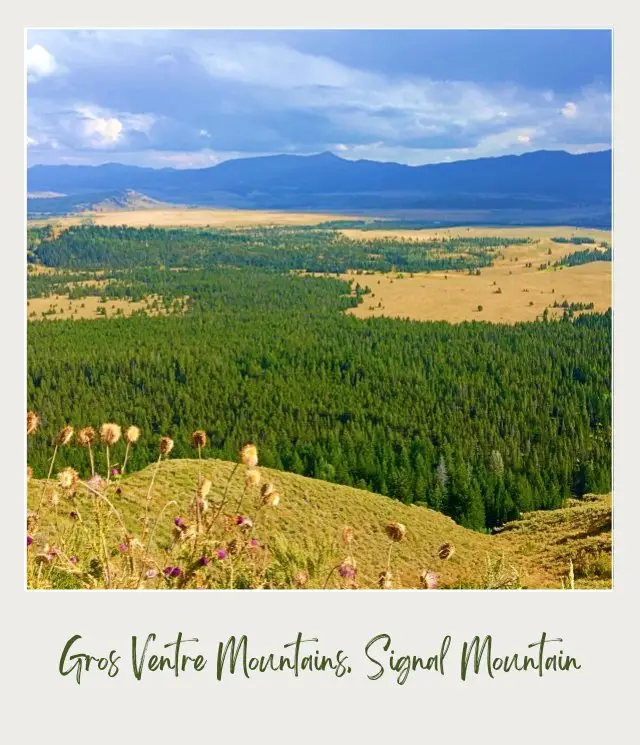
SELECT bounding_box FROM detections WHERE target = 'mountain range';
[27,149,612,227]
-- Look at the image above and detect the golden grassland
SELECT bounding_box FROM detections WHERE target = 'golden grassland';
[29,207,364,229]
[27,293,188,320]
[341,227,611,324]
[27,458,611,589]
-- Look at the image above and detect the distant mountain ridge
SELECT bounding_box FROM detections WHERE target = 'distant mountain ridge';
[27,149,612,226]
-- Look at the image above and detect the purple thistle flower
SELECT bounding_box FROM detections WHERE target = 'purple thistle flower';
[111,467,121,477]
[199,556,210,566]
[235,514,253,528]
[163,566,174,577]
[27,535,33,548]
[69,556,78,565]
[174,516,187,529]
[170,567,182,578]
[249,538,260,548]
[118,543,128,553]
[216,549,228,561]
[338,561,357,579]
[87,474,106,492]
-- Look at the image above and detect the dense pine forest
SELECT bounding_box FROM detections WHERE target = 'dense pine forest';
[27,225,611,532]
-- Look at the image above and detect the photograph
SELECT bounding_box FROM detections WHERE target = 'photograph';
[25,28,612,590]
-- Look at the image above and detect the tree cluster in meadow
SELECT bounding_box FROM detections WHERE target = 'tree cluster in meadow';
[29,225,531,274]
[28,257,611,532]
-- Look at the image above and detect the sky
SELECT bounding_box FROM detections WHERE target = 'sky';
[26,29,612,169]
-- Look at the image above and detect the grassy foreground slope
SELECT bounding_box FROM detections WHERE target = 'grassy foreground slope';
[28,458,611,589]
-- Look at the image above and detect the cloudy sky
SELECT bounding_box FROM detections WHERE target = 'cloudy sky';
[26,29,612,169]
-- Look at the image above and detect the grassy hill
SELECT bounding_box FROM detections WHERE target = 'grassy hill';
[27,457,611,590]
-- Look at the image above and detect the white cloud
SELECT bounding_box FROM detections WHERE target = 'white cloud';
[26,44,58,83]
[26,135,38,146]
[517,133,531,143]
[561,101,578,118]
[76,107,123,146]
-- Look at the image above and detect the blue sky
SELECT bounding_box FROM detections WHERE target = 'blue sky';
[26,30,612,168]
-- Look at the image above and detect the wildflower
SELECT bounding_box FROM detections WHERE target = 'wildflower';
[86,474,106,492]
[245,468,261,487]
[163,566,181,578]
[342,526,355,545]
[235,514,253,529]
[145,568,158,579]
[174,516,187,530]
[338,559,357,579]
[46,490,60,508]
[77,426,96,447]
[69,556,78,565]
[190,430,207,449]
[27,411,40,436]
[118,543,128,553]
[56,426,74,447]
[216,549,228,560]
[378,570,393,589]
[438,542,456,560]
[249,539,260,549]
[58,467,79,490]
[111,467,121,477]
[27,535,33,548]
[293,570,309,588]
[240,444,258,467]
[197,477,212,500]
[420,570,439,589]
[35,553,52,565]
[100,423,122,446]
[199,556,210,567]
[124,425,140,444]
[159,436,174,456]
[385,521,407,542]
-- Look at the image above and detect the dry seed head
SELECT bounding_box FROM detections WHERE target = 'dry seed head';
[190,430,207,449]
[77,426,96,447]
[27,411,40,436]
[125,425,140,444]
[159,436,174,456]
[197,477,212,500]
[378,570,393,589]
[240,443,258,467]
[57,426,74,447]
[420,570,439,589]
[438,542,456,560]
[262,489,281,507]
[100,423,122,446]
[27,511,39,534]
[261,482,275,498]
[342,526,355,545]
[293,570,309,588]
[47,489,61,508]
[245,468,261,488]
[57,467,79,490]
[385,521,407,543]
[197,498,209,514]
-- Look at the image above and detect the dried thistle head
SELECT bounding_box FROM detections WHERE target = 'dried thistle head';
[46,489,61,508]
[245,468,261,488]
[240,443,258,467]
[125,425,140,444]
[293,570,309,588]
[100,423,122,446]
[27,511,39,534]
[438,542,455,560]
[190,430,207,449]
[342,526,355,545]
[262,489,281,507]
[159,436,174,456]
[385,521,407,543]
[197,499,209,514]
[196,477,212,500]
[77,426,96,447]
[378,570,393,589]
[261,482,275,498]
[56,426,74,447]
[27,411,40,436]
[420,570,439,589]
[57,467,79,490]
